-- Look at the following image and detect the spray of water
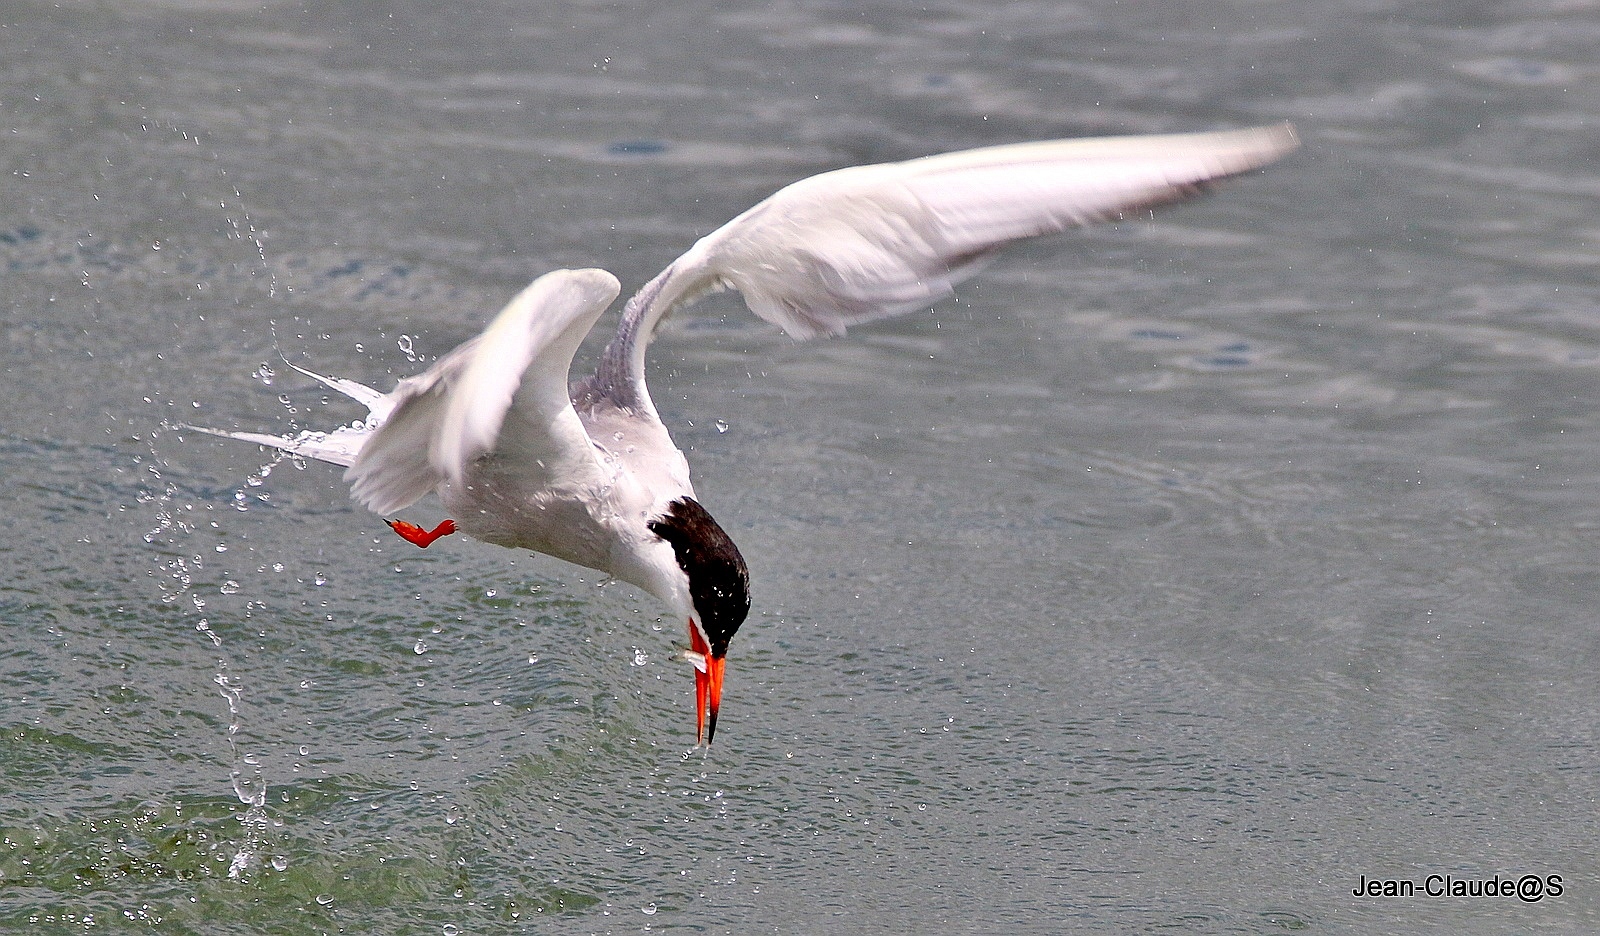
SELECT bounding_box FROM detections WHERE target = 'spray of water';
[134,119,283,879]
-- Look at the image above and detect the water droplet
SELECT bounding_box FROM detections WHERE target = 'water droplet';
[445,806,462,825]
[714,419,729,434]
[442,925,459,936]
[270,855,288,872]
[485,588,497,598]
[214,543,228,553]
[313,573,327,586]
[413,639,429,654]
[253,363,275,386]
[398,334,418,361]
[314,894,334,907]
[220,580,241,595]
[632,648,649,666]
[527,653,540,664]
[641,903,657,915]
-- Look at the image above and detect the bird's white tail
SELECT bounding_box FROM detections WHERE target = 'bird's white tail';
[186,362,391,469]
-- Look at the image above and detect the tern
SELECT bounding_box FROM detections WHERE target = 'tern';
[194,123,1298,745]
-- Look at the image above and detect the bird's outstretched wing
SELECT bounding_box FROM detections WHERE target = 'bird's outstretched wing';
[347,268,621,515]
[582,123,1298,414]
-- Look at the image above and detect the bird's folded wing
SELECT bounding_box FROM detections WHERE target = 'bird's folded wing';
[347,268,622,516]
[636,123,1299,344]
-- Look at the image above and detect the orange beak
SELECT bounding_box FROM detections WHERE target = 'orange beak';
[686,619,726,746]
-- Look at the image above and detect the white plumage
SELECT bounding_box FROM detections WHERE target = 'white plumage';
[193,123,1299,744]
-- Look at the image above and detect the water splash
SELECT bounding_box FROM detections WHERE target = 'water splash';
[216,664,270,878]
[142,419,277,879]
[134,119,293,882]
[132,118,279,298]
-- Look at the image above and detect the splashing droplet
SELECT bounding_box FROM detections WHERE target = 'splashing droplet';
[413,639,429,655]
[715,419,730,433]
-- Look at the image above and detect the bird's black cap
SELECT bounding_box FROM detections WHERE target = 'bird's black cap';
[649,497,750,657]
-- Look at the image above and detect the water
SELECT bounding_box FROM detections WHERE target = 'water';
[4,1,1599,932]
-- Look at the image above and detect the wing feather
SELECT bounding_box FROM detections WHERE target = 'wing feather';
[347,268,621,516]
[586,123,1298,409]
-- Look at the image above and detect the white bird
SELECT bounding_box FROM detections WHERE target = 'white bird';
[194,123,1299,745]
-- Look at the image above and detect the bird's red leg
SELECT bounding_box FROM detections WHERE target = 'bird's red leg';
[386,518,457,548]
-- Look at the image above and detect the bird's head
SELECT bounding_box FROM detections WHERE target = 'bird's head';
[648,497,750,746]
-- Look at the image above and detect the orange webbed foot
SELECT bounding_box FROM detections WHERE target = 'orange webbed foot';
[386,518,457,548]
